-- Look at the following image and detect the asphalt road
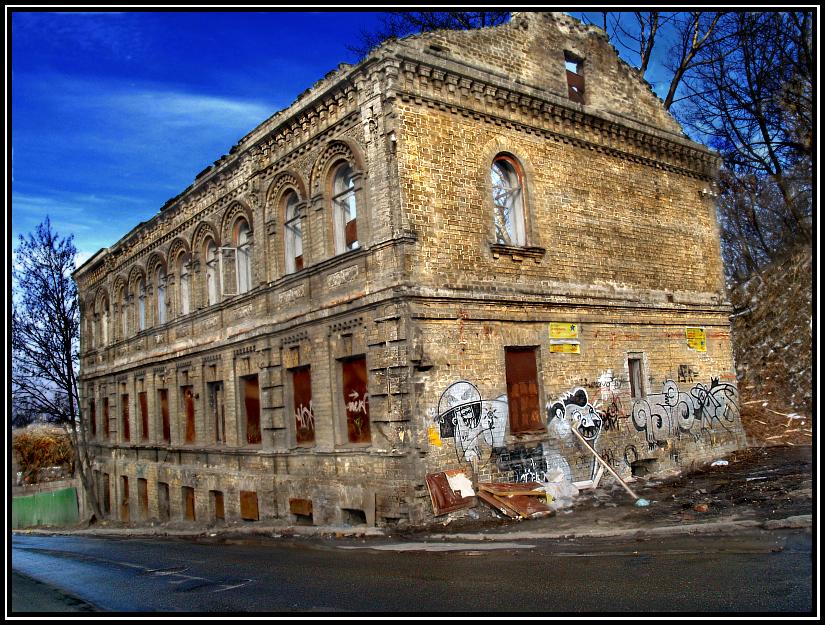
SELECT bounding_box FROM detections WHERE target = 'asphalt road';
[10,528,813,614]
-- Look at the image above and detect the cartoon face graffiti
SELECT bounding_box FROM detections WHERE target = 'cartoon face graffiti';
[547,388,603,443]
[436,381,507,465]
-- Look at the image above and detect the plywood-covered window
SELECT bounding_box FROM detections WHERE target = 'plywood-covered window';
[158,389,170,443]
[240,491,260,521]
[182,486,195,521]
[208,381,226,444]
[138,391,149,441]
[241,375,261,445]
[138,478,149,520]
[210,490,225,521]
[121,393,130,442]
[292,366,315,444]
[504,347,543,433]
[342,356,370,443]
[157,482,170,521]
[120,476,130,522]
[182,385,196,444]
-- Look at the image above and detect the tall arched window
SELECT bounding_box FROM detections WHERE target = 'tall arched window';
[235,219,252,294]
[284,191,303,273]
[89,302,97,349]
[137,278,146,331]
[156,266,166,324]
[178,252,191,316]
[332,162,359,254]
[101,297,109,346]
[491,154,526,246]
[119,286,128,339]
[205,239,219,306]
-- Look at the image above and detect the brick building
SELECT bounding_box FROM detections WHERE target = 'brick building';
[74,12,745,528]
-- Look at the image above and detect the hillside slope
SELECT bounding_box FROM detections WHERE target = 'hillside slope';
[729,244,813,446]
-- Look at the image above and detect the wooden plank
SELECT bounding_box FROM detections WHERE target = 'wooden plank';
[501,494,554,518]
[478,482,545,497]
[477,490,520,518]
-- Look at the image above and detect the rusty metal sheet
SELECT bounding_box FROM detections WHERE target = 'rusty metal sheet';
[477,490,519,518]
[500,494,553,519]
[289,498,313,516]
[425,470,475,516]
[478,482,545,497]
[240,491,259,521]
[566,70,585,104]
[505,348,542,432]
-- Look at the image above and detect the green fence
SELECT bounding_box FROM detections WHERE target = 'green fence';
[13,487,79,528]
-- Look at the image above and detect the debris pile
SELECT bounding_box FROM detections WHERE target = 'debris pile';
[476,482,554,519]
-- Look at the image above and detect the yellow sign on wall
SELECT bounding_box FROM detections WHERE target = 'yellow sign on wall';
[549,343,581,354]
[686,327,707,352]
[549,322,578,340]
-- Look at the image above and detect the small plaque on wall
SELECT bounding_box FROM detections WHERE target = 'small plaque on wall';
[686,327,707,352]
[549,342,581,354]
[549,322,579,340]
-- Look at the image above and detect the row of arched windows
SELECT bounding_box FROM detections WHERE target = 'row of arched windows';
[84,148,528,351]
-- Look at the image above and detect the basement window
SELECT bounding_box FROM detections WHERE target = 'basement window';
[565,51,585,104]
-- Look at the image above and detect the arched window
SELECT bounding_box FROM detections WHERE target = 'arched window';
[235,219,252,294]
[332,162,359,254]
[205,239,219,306]
[101,297,109,346]
[491,154,526,246]
[119,286,128,339]
[284,191,303,273]
[89,302,97,348]
[156,266,166,324]
[178,252,191,316]
[137,278,146,331]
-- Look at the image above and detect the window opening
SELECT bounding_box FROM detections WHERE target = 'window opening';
[292,366,315,444]
[138,478,149,520]
[342,356,370,443]
[120,476,130,522]
[156,266,166,324]
[205,239,220,305]
[137,279,146,331]
[491,155,526,246]
[284,192,304,272]
[138,391,149,440]
[332,163,359,253]
[208,381,226,444]
[178,253,191,315]
[242,375,261,445]
[628,357,645,399]
[182,385,196,444]
[158,389,170,443]
[182,486,196,521]
[565,51,585,104]
[121,393,130,442]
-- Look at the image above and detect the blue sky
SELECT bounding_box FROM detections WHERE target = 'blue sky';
[11,10,388,264]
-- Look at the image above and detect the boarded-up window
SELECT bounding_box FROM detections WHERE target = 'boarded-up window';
[505,347,542,433]
[210,490,225,521]
[102,472,111,515]
[158,482,170,521]
[89,399,96,438]
[292,366,315,444]
[138,391,149,440]
[208,382,226,444]
[138,478,148,520]
[120,475,130,522]
[158,389,170,443]
[121,394,130,442]
[629,357,645,399]
[182,486,195,521]
[240,491,260,521]
[182,385,196,444]
[242,375,261,445]
[342,356,370,443]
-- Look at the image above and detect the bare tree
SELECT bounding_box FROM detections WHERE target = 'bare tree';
[12,217,102,520]
[347,11,510,58]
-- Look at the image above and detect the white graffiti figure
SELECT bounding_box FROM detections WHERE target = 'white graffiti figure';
[436,381,507,465]
[547,388,603,481]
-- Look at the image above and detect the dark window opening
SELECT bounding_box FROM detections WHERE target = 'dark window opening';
[120,476,130,522]
[89,399,96,438]
[342,508,367,526]
[629,357,645,399]
[121,394,130,442]
[208,382,226,444]
[103,397,110,439]
[138,391,149,440]
[289,498,313,525]
[242,375,261,445]
[505,347,543,433]
[342,356,370,443]
[102,472,111,515]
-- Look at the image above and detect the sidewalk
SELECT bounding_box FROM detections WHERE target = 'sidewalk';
[13,445,812,544]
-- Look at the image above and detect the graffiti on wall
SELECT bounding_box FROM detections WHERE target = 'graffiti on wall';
[546,388,604,481]
[632,378,739,450]
[493,442,574,483]
[434,381,507,464]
